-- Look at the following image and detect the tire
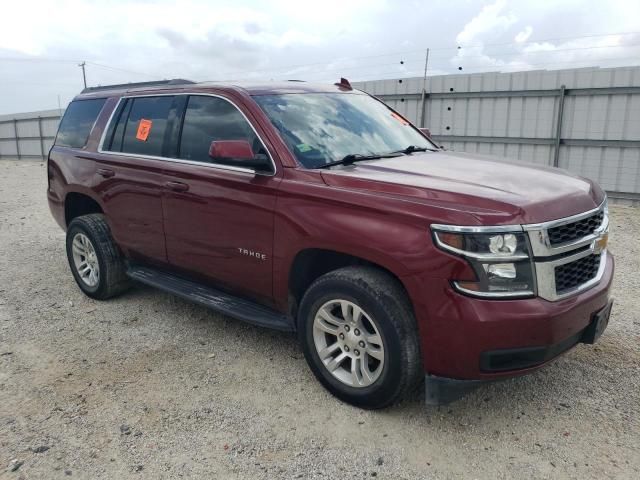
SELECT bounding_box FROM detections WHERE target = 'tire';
[65,214,130,300]
[298,266,422,409]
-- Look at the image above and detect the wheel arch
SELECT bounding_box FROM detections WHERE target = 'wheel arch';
[286,246,414,322]
[64,190,104,226]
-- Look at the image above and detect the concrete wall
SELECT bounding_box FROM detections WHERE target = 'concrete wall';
[354,66,640,199]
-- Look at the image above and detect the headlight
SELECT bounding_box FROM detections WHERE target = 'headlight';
[432,228,536,298]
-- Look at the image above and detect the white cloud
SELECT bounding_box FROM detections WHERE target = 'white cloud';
[515,26,533,43]
[455,0,517,45]
[449,0,640,75]
[1,0,640,113]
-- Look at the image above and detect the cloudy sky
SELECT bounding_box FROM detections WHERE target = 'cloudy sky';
[1,0,639,114]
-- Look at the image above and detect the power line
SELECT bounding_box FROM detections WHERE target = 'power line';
[84,61,164,80]
[0,30,639,86]
[0,57,163,82]
[230,47,640,84]
[427,42,640,60]
[357,55,640,82]
[454,30,640,50]
[209,30,640,79]
[233,43,640,82]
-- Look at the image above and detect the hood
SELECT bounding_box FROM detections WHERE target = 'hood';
[319,151,604,225]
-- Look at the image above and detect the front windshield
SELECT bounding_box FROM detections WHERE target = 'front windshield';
[253,93,436,169]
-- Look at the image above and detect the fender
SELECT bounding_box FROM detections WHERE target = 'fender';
[47,147,108,231]
[272,193,435,309]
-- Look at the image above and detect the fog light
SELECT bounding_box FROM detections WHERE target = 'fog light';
[486,263,516,279]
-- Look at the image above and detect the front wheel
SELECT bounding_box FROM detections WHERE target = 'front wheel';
[298,266,422,409]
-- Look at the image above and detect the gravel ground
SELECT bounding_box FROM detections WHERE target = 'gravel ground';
[1,160,639,480]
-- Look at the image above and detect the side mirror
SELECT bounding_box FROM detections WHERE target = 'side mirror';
[208,140,271,172]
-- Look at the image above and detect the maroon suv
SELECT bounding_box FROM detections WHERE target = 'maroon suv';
[47,78,614,408]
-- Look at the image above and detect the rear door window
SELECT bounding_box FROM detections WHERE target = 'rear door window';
[55,98,107,148]
[103,98,131,152]
[106,96,174,157]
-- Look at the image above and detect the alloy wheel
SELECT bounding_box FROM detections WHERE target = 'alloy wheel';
[71,233,100,287]
[312,299,385,388]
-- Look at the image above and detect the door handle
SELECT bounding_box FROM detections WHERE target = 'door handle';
[97,168,115,178]
[165,181,189,192]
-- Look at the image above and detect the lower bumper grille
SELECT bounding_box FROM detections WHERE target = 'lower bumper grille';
[555,254,601,295]
[480,328,584,372]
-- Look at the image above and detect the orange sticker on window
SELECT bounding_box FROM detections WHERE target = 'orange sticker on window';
[390,112,409,125]
[136,119,152,141]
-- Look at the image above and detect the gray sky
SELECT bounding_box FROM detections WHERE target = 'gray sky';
[1,0,639,114]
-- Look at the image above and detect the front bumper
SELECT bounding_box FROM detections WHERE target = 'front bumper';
[424,297,612,405]
[403,251,614,400]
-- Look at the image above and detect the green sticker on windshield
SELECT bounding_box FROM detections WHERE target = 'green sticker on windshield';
[296,143,312,152]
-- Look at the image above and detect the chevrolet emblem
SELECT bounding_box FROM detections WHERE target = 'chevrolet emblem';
[594,233,609,253]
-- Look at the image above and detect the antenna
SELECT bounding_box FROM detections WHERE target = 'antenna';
[334,77,353,90]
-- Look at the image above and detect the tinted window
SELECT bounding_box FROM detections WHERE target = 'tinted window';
[120,96,174,156]
[104,98,131,152]
[55,99,106,148]
[179,95,261,163]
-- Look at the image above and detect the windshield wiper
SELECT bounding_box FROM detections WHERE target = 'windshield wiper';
[392,145,439,154]
[315,152,402,169]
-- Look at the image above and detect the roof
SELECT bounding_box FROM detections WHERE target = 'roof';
[201,80,359,95]
[75,78,361,100]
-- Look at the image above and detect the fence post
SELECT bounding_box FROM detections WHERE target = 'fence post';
[13,119,20,160]
[419,48,430,127]
[552,85,566,167]
[37,116,46,161]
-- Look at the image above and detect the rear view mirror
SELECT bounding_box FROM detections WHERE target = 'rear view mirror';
[419,128,444,150]
[208,140,272,172]
[419,127,432,138]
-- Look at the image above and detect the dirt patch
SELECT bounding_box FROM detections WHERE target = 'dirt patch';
[1,160,638,479]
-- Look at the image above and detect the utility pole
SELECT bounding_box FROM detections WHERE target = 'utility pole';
[419,48,430,128]
[78,61,87,88]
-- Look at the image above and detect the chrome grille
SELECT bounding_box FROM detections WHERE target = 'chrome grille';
[554,254,601,294]
[547,211,604,246]
[524,199,608,301]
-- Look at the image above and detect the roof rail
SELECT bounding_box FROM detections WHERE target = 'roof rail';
[81,79,195,94]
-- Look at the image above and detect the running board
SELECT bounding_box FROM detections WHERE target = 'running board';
[126,265,294,332]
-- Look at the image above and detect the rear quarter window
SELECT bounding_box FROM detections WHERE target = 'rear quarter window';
[55,99,107,148]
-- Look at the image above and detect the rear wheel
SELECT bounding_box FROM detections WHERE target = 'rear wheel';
[298,266,421,409]
[65,214,130,300]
